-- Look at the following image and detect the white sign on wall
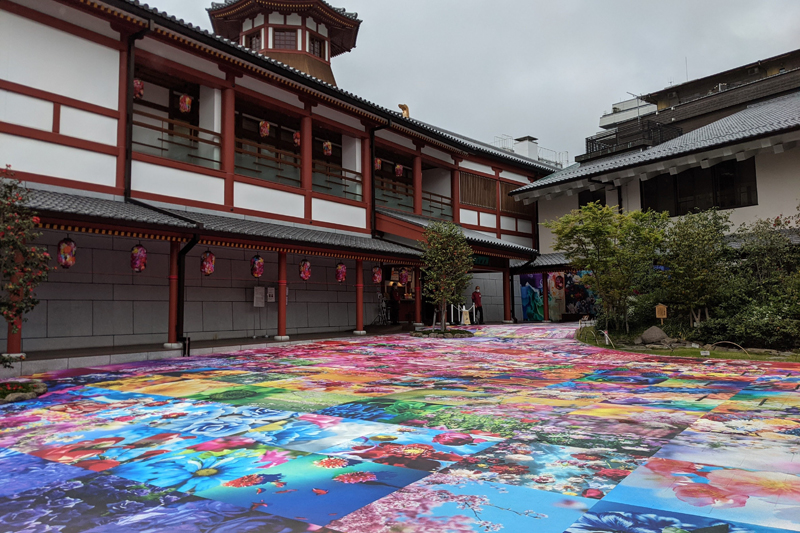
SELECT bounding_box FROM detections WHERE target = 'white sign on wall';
[267,287,276,303]
[253,286,265,307]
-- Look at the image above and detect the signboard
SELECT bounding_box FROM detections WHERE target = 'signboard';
[253,286,265,308]
[267,287,276,303]
[700,350,710,356]
[655,303,667,325]
[472,255,490,266]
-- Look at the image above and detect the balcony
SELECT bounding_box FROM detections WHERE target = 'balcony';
[421,191,452,220]
[312,160,362,201]
[234,137,301,188]
[375,176,414,213]
[132,110,221,170]
[577,120,682,162]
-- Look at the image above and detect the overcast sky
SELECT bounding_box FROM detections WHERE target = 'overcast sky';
[158,0,800,162]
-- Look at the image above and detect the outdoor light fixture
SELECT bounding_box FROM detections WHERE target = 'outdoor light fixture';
[201,250,215,276]
[372,265,383,283]
[130,244,147,273]
[336,261,347,282]
[299,259,311,280]
[57,237,77,269]
[250,254,264,278]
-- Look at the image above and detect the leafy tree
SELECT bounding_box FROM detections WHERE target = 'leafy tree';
[545,202,667,332]
[1,165,50,359]
[420,221,473,332]
[661,209,730,327]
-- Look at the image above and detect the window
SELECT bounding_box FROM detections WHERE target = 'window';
[641,158,757,216]
[309,36,324,58]
[578,189,607,207]
[245,31,261,51]
[273,30,297,50]
[460,172,497,210]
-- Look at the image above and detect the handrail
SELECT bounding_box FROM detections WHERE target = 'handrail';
[133,109,221,143]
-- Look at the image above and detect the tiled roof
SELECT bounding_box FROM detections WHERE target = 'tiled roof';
[376,208,538,257]
[106,0,553,175]
[532,252,569,268]
[207,0,360,21]
[510,91,800,196]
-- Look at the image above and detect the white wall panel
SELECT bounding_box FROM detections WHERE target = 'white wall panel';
[14,0,119,39]
[460,159,494,176]
[287,13,302,25]
[138,37,225,80]
[0,11,119,109]
[479,211,497,228]
[59,106,117,146]
[341,135,361,172]
[312,198,366,228]
[132,160,224,204]
[422,167,450,196]
[500,215,516,231]
[460,208,478,225]
[0,133,115,186]
[313,105,364,131]
[234,182,305,218]
[237,75,303,108]
[518,219,533,234]
[499,170,530,183]
[0,90,53,131]
[421,145,453,164]
[376,130,416,150]
[538,194,578,254]
[501,234,534,248]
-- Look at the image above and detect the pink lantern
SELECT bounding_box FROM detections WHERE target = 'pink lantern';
[322,141,332,157]
[293,131,301,147]
[299,259,311,281]
[374,158,382,171]
[133,79,144,100]
[394,164,403,177]
[201,251,215,276]
[251,255,264,278]
[335,262,346,283]
[259,120,270,138]
[372,266,383,284]
[398,267,409,285]
[57,238,77,269]
[130,244,147,273]
[179,94,192,113]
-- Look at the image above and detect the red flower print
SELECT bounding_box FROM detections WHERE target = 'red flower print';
[594,468,633,480]
[333,471,377,484]
[488,464,529,475]
[223,474,266,488]
[582,488,605,499]
[673,482,749,508]
[432,432,474,446]
[314,457,349,469]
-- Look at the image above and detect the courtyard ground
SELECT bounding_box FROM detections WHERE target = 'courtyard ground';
[1,324,799,532]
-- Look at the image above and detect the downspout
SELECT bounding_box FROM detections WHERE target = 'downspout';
[177,235,200,341]
[123,21,153,200]
[369,120,392,237]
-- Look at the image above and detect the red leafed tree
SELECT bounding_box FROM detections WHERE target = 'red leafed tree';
[1,165,50,358]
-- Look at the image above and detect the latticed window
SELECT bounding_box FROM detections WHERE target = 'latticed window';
[309,36,324,58]
[499,181,533,215]
[273,30,297,50]
[460,172,497,210]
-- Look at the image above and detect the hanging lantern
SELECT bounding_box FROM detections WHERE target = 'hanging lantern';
[57,238,77,269]
[374,158,382,171]
[259,120,270,138]
[322,141,333,157]
[394,164,403,177]
[133,79,144,100]
[398,267,409,285]
[299,259,311,281]
[179,94,193,113]
[372,265,383,284]
[130,244,147,273]
[201,251,215,276]
[250,254,264,278]
[293,131,301,147]
[335,262,347,283]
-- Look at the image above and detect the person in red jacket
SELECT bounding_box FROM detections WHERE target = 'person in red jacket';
[471,286,484,324]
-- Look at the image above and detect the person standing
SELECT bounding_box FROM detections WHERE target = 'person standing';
[390,284,401,325]
[471,286,484,324]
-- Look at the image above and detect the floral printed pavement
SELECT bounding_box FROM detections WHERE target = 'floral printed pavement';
[3,325,800,532]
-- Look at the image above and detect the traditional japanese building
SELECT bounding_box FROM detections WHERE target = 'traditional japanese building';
[0,0,558,355]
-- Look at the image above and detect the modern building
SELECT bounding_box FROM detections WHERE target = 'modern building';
[0,0,562,353]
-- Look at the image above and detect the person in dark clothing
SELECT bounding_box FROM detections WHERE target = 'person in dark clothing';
[390,284,401,325]
[471,286,484,324]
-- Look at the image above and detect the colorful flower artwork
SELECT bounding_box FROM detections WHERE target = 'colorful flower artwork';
[130,244,147,273]
[372,265,382,283]
[201,250,215,276]
[132,78,144,100]
[57,237,76,268]
[4,324,800,532]
[335,262,346,283]
[322,141,333,156]
[259,120,270,138]
[299,259,311,281]
[251,254,265,278]
[178,94,192,113]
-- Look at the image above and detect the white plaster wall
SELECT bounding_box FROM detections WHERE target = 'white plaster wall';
[296,29,303,51]
[269,12,283,24]
[421,145,454,165]
[537,194,578,254]
[233,182,305,218]
[501,234,534,248]
[0,10,119,110]
[499,170,530,184]
[59,106,118,146]
[376,130,416,150]
[500,215,516,231]
[461,272,506,323]
[341,135,362,172]
[479,211,497,228]
[312,198,367,229]
[131,160,224,204]
[254,14,265,26]
[460,208,478,225]
[313,105,364,132]
[421,167,450,196]
[518,219,533,234]
[0,133,116,186]
[318,24,328,37]
[243,18,253,31]
[460,160,494,176]
[138,37,225,80]
[727,148,800,227]
[623,180,641,211]
[0,90,53,131]
[287,13,302,25]
[14,0,119,39]
[198,86,222,166]
[237,75,303,108]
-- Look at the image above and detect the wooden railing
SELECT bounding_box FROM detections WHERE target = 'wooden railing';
[375,176,414,212]
[312,160,362,201]
[132,109,221,170]
[235,137,301,188]
[421,190,453,220]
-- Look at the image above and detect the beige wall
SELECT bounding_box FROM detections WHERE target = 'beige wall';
[537,194,578,254]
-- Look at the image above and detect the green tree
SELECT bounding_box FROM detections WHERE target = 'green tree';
[420,221,473,332]
[661,208,730,327]
[1,165,50,360]
[545,202,667,332]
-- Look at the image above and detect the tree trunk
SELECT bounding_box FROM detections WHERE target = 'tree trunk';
[440,299,447,332]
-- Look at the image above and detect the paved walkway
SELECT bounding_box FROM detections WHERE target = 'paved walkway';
[1,324,799,532]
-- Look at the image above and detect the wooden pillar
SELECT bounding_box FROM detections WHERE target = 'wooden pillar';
[301,115,313,221]
[451,169,460,223]
[495,180,502,238]
[167,240,180,344]
[414,266,422,325]
[413,154,422,215]
[502,267,512,323]
[542,272,550,322]
[276,251,289,341]
[221,77,236,207]
[361,137,372,232]
[354,260,366,335]
[115,43,128,190]
[6,321,21,354]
